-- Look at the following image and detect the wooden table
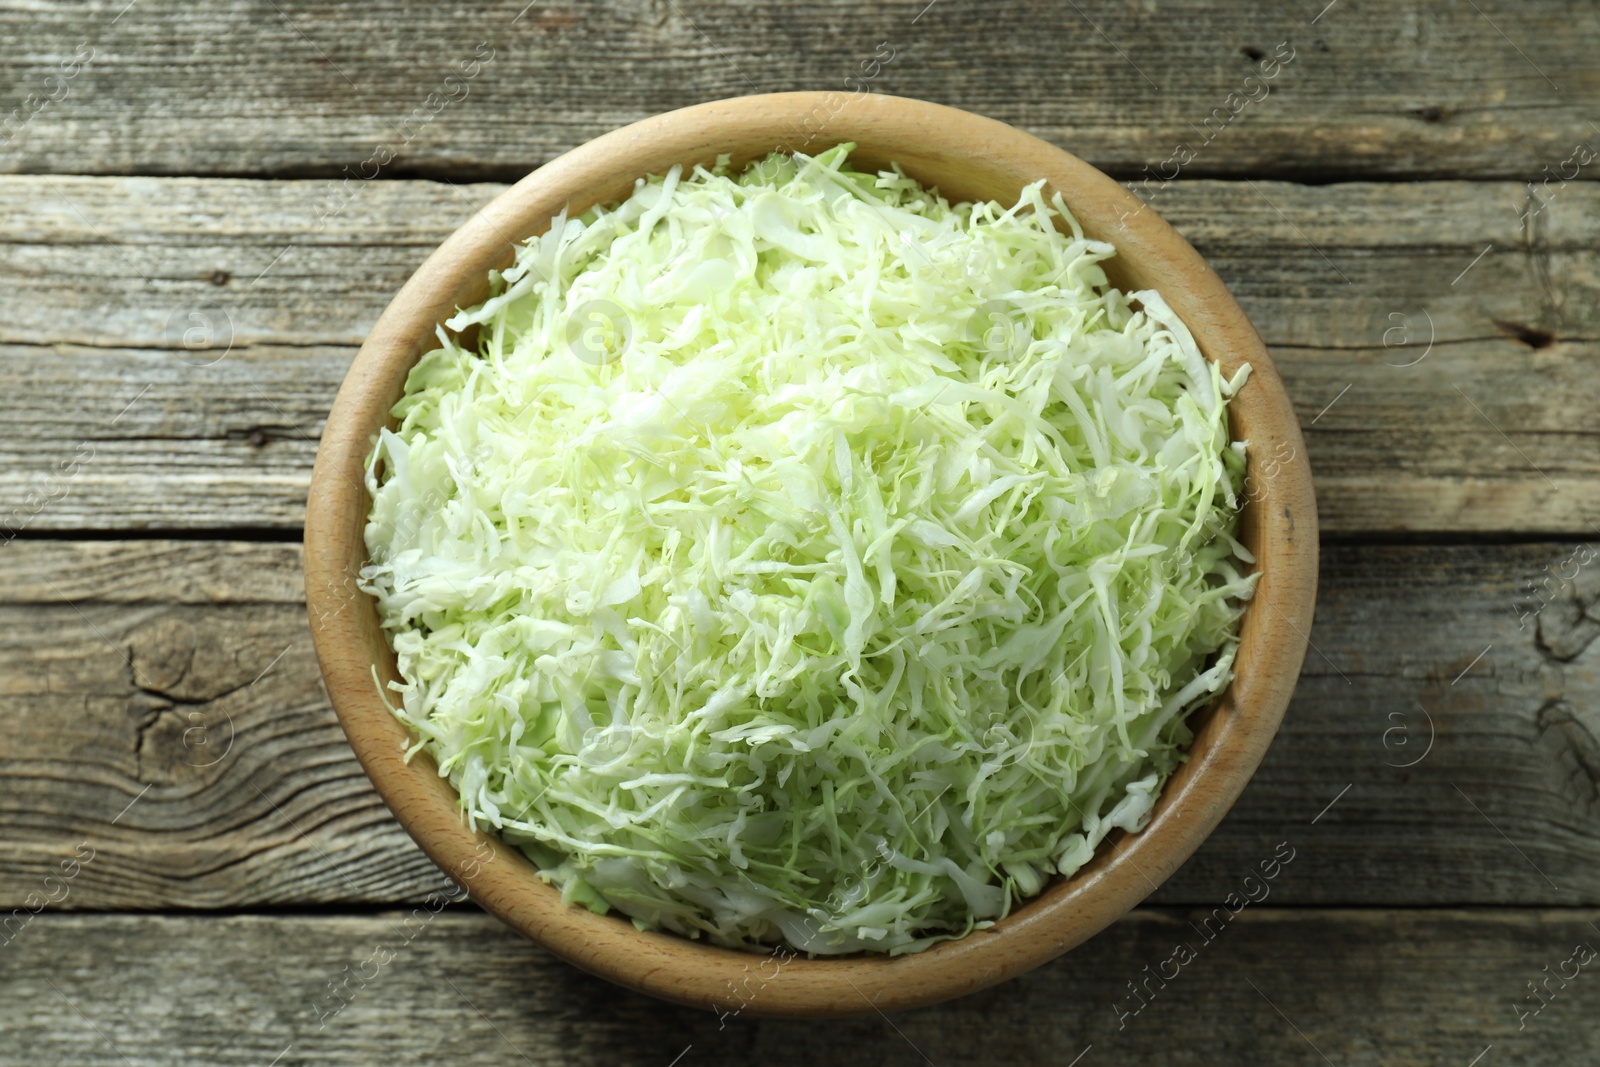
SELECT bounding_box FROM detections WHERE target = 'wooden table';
[4,2,1598,1063]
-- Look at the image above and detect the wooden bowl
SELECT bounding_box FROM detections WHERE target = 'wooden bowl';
[304,92,1317,1017]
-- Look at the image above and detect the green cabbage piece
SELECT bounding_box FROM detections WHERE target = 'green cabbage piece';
[361,145,1256,955]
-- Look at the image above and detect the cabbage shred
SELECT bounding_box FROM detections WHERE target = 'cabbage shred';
[361,146,1255,955]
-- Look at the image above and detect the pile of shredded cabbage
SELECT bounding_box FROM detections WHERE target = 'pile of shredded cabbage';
[362,145,1256,956]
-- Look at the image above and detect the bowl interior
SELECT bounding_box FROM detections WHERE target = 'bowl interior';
[304,91,1317,1017]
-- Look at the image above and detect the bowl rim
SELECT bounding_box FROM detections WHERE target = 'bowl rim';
[304,90,1318,1018]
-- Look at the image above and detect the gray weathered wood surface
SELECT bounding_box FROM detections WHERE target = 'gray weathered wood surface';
[0,0,1594,181]
[4,910,1595,1066]
[4,0,1599,1062]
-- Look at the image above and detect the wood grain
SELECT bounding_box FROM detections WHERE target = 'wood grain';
[2,176,1597,534]
[3,539,1598,910]
[2,909,1596,1065]
[0,1,1595,181]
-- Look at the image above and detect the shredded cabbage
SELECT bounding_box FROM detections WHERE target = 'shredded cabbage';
[361,145,1256,956]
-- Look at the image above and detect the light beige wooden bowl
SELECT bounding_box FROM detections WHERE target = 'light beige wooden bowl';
[304,92,1317,1017]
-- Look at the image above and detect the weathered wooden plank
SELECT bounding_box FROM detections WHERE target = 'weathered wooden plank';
[3,539,304,603]
[2,539,1598,910]
[2,910,1595,1065]
[0,176,488,350]
[0,344,339,532]
[0,544,449,908]
[1,0,1596,180]
[1,175,1597,534]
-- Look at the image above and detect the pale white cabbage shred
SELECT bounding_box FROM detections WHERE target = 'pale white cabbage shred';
[361,145,1256,956]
